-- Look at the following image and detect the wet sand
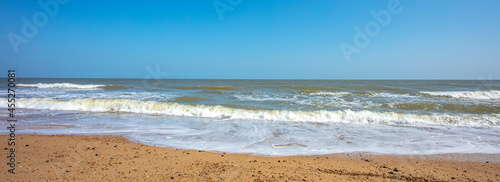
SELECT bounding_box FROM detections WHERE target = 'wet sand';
[1,134,499,181]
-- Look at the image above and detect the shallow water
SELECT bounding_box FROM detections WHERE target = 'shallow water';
[1,78,499,156]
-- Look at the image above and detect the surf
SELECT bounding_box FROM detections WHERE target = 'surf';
[6,98,499,128]
[17,83,129,90]
[420,90,500,100]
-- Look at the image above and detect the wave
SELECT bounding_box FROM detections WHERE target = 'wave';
[343,85,401,91]
[174,86,237,90]
[7,98,499,127]
[234,92,294,102]
[280,85,341,91]
[280,85,402,92]
[389,103,442,110]
[17,83,128,89]
[368,92,418,98]
[299,90,351,97]
[420,90,500,100]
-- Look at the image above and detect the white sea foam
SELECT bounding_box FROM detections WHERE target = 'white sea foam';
[420,90,500,100]
[233,92,296,102]
[18,89,178,102]
[369,92,417,99]
[292,97,379,109]
[7,98,499,127]
[309,91,351,97]
[18,83,107,89]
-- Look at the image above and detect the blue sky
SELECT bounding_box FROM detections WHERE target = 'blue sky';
[1,0,499,79]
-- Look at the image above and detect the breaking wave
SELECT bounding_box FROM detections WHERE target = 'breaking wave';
[299,90,351,97]
[17,83,128,89]
[6,98,499,127]
[420,90,500,100]
[234,93,293,102]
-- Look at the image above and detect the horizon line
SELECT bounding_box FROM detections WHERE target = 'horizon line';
[8,77,500,81]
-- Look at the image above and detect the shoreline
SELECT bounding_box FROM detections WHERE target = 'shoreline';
[1,134,499,181]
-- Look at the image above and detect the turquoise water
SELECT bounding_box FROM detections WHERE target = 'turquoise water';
[1,78,499,155]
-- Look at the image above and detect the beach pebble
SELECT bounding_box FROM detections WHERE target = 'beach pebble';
[393,168,399,172]
[66,169,71,172]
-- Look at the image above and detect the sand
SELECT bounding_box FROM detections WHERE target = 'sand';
[1,135,499,181]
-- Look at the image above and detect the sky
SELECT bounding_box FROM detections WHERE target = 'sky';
[1,0,499,79]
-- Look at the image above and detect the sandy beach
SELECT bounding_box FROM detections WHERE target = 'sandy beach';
[1,135,498,181]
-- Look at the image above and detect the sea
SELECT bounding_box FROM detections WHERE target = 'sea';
[1,78,499,156]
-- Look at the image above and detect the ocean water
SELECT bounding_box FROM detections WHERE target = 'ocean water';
[1,78,499,156]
